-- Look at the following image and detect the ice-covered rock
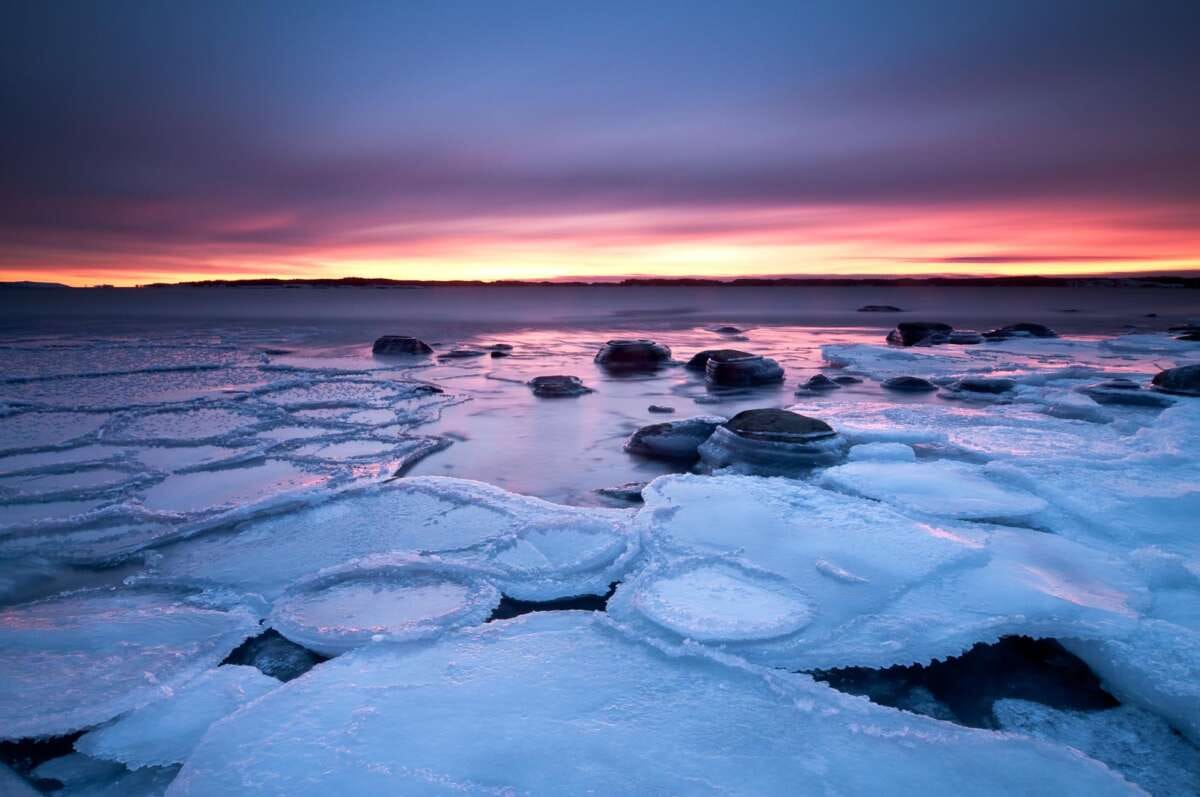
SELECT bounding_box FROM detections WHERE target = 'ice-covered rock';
[1151,364,1200,396]
[527,374,592,397]
[0,586,260,739]
[155,477,636,602]
[75,665,279,768]
[1080,379,1175,408]
[946,330,985,344]
[820,459,1048,521]
[886,321,953,346]
[994,699,1200,796]
[168,612,1139,796]
[371,335,432,356]
[698,409,849,473]
[623,415,724,461]
[952,377,1017,394]
[593,339,671,370]
[269,558,501,656]
[983,322,1058,340]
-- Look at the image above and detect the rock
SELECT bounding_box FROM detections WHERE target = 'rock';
[704,350,784,386]
[1177,331,1200,342]
[1150,364,1200,397]
[595,482,648,503]
[881,376,938,392]
[372,335,433,356]
[946,331,984,345]
[858,305,903,312]
[711,325,744,335]
[981,323,1058,340]
[833,375,863,385]
[685,349,747,372]
[528,375,593,398]
[490,350,511,358]
[648,405,676,414]
[886,322,953,347]
[1080,380,1174,408]
[488,344,514,351]
[1167,324,1199,333]
[624,416,725,461]
[223,630,323,682]
[439,349,486,359]
[800,374,841,392]
[1145,313,1158,318]
[953,377,1016,394]
[698,409,848,472]
[594,339,672,370]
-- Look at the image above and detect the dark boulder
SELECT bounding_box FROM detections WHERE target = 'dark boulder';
[704,350,784,386]
[1151,364,1200,396]
[801,374,841,391]
[372,335,433,356]
[595,482,648,503]
[686,348,749,371]
[882,376,938,392]
[858,304,904,312]
[488,343,514,351]
[1081,379,1174,407]
[698,409,848,471]
[723,408,837,441]
[954,377,1016,394]
[712,325,744,335]
[1177,331,1200,342]
[490,350,511,358]
[624,415,725,461]
[594,339,672,370]
[982,323,1058,340]
[886,322,953,347]
[648,404,676,414]
[833,375,863,385]
[528,375,593,398]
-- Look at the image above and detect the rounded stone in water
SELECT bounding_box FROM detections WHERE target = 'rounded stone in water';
[882,376,938,392]
[801,374,841,391]
[528,375,593,397]
[372,335,433,356]
[703,350,784,386]
[594,339,672,370]
[698,408,848,471]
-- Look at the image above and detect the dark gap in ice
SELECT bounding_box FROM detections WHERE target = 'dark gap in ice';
[808,636,1118,729]
[488,582,619,621]
[0,730,82,782]
[222,629,328,682]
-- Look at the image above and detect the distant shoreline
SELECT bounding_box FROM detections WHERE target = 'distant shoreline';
[4,275,1198,290]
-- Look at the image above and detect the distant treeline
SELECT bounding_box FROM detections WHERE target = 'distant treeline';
[133,275,1200,289]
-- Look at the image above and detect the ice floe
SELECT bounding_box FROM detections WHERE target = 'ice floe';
[0,586,260,739]
[167,612,1138,796]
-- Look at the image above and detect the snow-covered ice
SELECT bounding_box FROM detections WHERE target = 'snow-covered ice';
[167,612,1138,796]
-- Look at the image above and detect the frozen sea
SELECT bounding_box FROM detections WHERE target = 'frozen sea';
[0,284,1198,795]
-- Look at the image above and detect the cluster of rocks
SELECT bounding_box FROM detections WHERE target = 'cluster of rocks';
[885,322,1056,347]
[686,349,784,387]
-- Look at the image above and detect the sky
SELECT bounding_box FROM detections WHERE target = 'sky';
[2,0,1199,286]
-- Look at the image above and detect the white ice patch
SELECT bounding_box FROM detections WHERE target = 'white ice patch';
[820,460,1048,522]
[104,405,263,444]
[167,613,1138,796]
[156,477,636,601]
[847,441,916,462]
[75,665,279,768]
[269,558,501,656]
[0,587,260,739]
[609,475,1143,670]
[137,459,328,516]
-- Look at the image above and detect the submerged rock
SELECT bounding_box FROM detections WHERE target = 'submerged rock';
[1081,379,1174,408]
[1151,364,1200,396]
[439,348,486,359]
[595,482,648,503]
[490,350,510,358]
[528,375,593,398]
[224,629,324,682]
[881,376,938,392]
[982,323,1058,340]
[953,377,1016,394]
[886,322,953,347]
[800,374,841,392]
[488,343,514,351]
[624,415,725,461]
[594,339,672,370]
[372,335,433,356]
[704,350,784,386]
[858,304,903,312]
[698,409,848,471]
[648,404,675,414]
[833,375,863,385]
[711,325,744,335]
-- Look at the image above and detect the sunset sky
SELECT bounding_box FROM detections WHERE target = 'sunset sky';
[3,0,1199,286]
